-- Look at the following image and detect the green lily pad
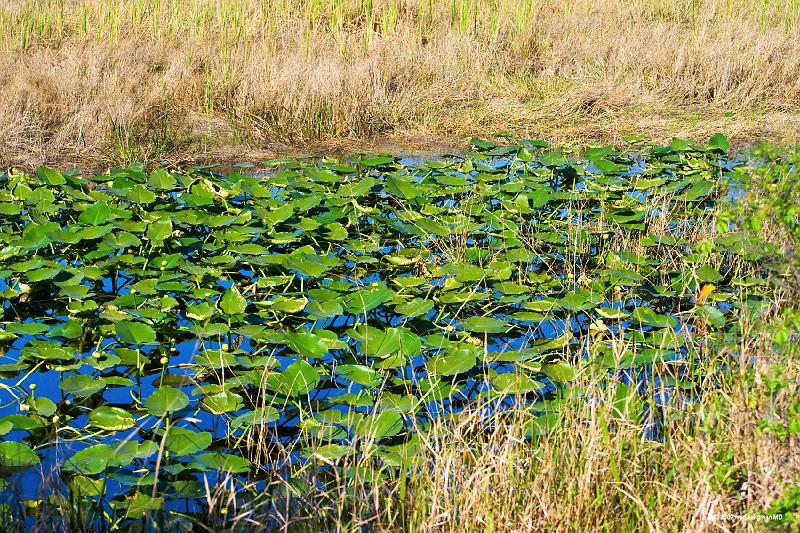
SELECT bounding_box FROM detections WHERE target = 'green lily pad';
[88,406,135,431]
[0,442,40,469]
[144,387,189,417]
[116,321,156,344]
[461,316,509,334]
[164,427,213,455]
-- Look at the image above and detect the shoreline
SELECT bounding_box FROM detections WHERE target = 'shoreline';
[3,108,800,172]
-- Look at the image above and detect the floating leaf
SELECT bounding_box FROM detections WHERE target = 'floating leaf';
[144,387,189,417]
[428,348,477,376]
[146,219,173,242]
[79,201,111,225]
[164,427,212,455]
[61,375,107,398]
[631,307,677,329]
[337,364,382,387]
[461,316,509,334]
[492,373,543,394]
[149,169,176,189]
[708,132,730,152]
[116,321,156,344]
[202,391,243,414]
[394,298,434,318]
[191,452,251,473]
[62,444,117,475]
[0,442,40,469]
[89,406,135,431]
[220,286,248,315]
[283,331,328,358]
[310,444,355,462]
[36,165,66,185]
[268,360,320,397]
[354,410,404,440]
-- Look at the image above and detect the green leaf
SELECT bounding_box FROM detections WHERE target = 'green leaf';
[89,406,135,431]
[336,364,382,387]
[164,427,212,455]
[492,373,543,394]
[62,444,117,475]
[386,176,421,199]
[30,397,57,417]
[470,137,496,150]
[112,492,163,519]
[461,316,509,334]
[284,252,339,278]
[146,219,173,242]
[669,137,690,152]
[144,386,189,417]
[0,414,45,431]
[309,444,355,462]
[524,412,562,436]
[695,265,723,283]
[354,410,404,439]
[539,152,567,167]
[61,375,107,398]
[267,359,320,396]
[229,408,281,429]
[542,362,576,383]
[708,132,730,153]
[220,286,248,315]
[202,391,243,414]
[126,185,156,204]
[0,442,40,468]
[394,298,434,318]
[697,305,726,328]
[558,290,603,312]
[596,307,629,320]
[116,321,156,344]
[494,282,529,295]
[611,382,643,423]
[342,284,393,314]
[631,307,677,329]
[428,347,477,376]
[283,331,329,358]
[186,302,216,321]
[190,452,251,473]
[361,155,395,167]
[79,201,111,225]
[149,169,177,189]
[36,165,66,185]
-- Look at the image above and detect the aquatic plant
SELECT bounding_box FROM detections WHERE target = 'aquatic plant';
[0,135,797,529]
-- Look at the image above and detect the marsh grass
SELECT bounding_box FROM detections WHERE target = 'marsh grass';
[194,166,797,531]
[149,326,798,532]
[204,157,800,532]
[8,339,798,532]
[2,0,800,167]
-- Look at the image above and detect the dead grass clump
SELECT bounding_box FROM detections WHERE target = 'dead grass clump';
[1,0,799,166]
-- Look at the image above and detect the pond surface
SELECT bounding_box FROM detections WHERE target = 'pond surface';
[0,136,778,527]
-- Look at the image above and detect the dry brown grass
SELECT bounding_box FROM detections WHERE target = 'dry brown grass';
[226,333,799,532]
[394,344,799,532]
[1,0,799,167]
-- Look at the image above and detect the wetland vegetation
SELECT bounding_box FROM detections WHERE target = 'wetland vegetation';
[1,1,800,532]
[0,136,798,531]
